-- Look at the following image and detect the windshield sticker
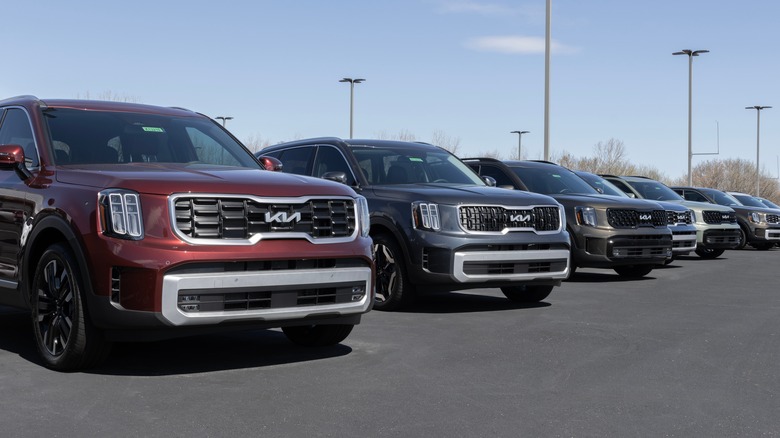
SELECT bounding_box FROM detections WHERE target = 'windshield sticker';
[409,157,423,162]
[142,127,165,133]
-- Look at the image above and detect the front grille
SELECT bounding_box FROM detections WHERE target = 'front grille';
[703,210,737,224]
[172,195,356,242]
[666,210,693,225]
[607,209,666,228]
[767,214,780,224]
[458,205,561,233]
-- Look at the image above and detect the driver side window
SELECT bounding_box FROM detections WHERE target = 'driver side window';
[0,108,39,167]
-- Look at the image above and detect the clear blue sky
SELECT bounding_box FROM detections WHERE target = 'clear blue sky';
[4,1,779,180]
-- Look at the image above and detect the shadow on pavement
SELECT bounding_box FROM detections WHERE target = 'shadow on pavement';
[0,306,352,376]
[403,291,551,314]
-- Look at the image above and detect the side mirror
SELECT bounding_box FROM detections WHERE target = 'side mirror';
[0,144,33,180]
[482,175,497,187]
[627,193,636,198]
[322,171,348,184]
[257,155,283,171]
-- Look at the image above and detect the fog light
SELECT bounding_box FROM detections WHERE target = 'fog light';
[351,286,365,301]
[613,248,624,257]
[180,304,200,312]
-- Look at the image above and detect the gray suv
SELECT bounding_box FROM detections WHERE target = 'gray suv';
[261,138,571,310]
[465,159,672,278]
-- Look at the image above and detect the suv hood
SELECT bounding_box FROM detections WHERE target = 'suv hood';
[369,184,559,206]
[551,193,664,210]
[55,163,355,197]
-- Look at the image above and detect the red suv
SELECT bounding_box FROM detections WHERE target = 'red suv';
[0,96,374,370]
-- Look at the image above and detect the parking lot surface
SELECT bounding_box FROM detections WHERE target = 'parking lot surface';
[2,249,779,436]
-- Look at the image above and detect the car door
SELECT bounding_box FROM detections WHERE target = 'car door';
[0,107,37,290]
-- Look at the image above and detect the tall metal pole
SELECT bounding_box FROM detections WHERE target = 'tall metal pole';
[746,105,772,196]
[215,116,233,127]
[339,78,365,139]
[673,49,708,186]
[543,0,551,161]
[511,131,529,159]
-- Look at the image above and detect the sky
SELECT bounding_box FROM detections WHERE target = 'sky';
[4,1,780,181]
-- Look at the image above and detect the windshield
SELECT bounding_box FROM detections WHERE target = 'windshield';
[351,145,485,185]
[731,194,765,208]
[707,190,742,207]
[627,180,684,201]
[759,198,780,209]
[576,172,629,197]
[511,165,598,195]
[44,108,260,168]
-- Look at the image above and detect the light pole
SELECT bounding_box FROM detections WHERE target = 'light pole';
[543,0,551,161]
[511,130,530,159]
[339,77,365,138]
[746,105,771,196]
[215,116,233,127]
[673,49,709,185]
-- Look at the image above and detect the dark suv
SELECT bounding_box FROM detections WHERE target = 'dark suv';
[672,186,780,250]
[261,138,571,310]
[0,96,374,370]
[465,159,672,278]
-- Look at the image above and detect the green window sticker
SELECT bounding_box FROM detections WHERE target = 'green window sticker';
[409,157,424,162]
[142,127,165,133]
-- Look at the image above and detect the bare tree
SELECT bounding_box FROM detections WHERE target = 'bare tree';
[431,130,462,155]
[243,134,271,153]
[671,158,780,202]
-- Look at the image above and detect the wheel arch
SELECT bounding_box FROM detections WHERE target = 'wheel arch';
[22,214,93,306]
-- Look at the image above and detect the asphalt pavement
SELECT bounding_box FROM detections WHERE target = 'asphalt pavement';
[1,248,779,437]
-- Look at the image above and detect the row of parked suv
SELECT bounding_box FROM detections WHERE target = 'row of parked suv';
[1,96,777,370]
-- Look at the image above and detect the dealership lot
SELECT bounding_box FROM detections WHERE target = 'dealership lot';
[2,249,779,436]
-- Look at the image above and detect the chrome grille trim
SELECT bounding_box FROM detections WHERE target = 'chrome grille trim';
[170,194,358,245]
[457,205,562,235]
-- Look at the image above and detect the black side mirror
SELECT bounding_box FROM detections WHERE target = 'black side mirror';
[322,171,348,184]
[482,175,497,187]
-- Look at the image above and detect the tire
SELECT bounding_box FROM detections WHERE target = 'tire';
[613,265,654,278]
[282,324,354,347]
[695,247,725,259]
[372,233,414,311]
[736,228,747,250]
[501,284,554,303]
[32,243,111,371]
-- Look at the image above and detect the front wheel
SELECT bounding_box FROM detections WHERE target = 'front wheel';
[31,243,111,371]
[613,265,654,278]
[695,247,725,259]
[372,233,414,311]
[282,324,354,347]
[501,284,554,303]
[736,228,747,250]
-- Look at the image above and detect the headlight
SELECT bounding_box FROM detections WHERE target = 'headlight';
[356,195,371,237]
[749,212,764,224]
[412,202,440,231]
[575,206,597,227]
[99,189,144,240]
[688,209,696,223]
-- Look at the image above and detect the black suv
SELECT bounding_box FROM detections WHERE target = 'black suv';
[464,159,672,278]
[672,187,780,250]
[261,138,571,310]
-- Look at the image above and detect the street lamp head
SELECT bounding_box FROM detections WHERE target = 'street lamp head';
[340,78,366,84]
[746,106,772,110]
[673,49,708,57]
[511,130,530,135]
